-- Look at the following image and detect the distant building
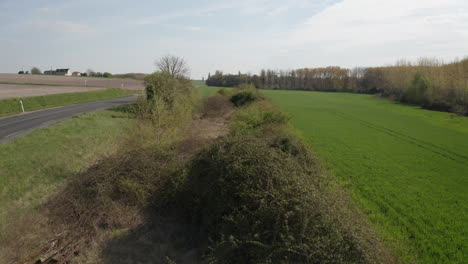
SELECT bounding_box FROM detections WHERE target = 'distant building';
[72,72,81,76]
[44,69,71,76]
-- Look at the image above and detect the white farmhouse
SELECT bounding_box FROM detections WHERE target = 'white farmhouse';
[44,69,72,76]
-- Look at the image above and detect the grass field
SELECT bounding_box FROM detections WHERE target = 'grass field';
[0,88,132,117]
[261,90,468,264]
[0,108,134,234]
[196,83,220,97]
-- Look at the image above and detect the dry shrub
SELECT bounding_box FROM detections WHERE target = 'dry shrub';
[0,210,51,263]
[160,99,395,263]
[200,95,233,118]
[22,127,203,263]
[171,133,391,264]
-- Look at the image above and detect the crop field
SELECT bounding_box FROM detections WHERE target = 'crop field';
[0,83,104,99]
[263,90,467,263]
[0,73,144,90]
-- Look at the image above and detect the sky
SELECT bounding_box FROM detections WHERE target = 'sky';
[0,0,467,79]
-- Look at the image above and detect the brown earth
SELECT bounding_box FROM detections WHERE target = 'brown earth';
[0,84,105,99]
[0,74,144,91]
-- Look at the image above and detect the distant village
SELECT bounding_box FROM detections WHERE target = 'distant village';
[18,68,112,78]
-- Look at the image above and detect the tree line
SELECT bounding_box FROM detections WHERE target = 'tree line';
[23,67,113,78]
[206,58,468,114]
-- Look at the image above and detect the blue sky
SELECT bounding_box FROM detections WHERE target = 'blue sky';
[1,0,467,79]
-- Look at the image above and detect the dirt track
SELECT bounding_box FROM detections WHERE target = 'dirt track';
[0,84,104,99]
[0,74,144,91]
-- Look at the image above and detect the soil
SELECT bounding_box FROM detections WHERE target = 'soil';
[0,84,104,99]
[0,74,144,91]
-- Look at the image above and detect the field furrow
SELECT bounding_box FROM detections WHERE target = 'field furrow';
[264,90,468,264]
[325,108,468,166]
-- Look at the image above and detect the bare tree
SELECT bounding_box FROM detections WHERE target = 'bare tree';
[156,55,190,79]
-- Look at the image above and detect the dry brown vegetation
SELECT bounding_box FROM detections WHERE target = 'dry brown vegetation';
[199,94,233,118]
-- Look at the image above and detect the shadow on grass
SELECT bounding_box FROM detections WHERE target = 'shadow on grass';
[100,208,204,264]
[108,104,139,119]
[109,104,136,114]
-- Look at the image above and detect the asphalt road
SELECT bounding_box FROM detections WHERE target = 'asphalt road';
[0,96,137,142]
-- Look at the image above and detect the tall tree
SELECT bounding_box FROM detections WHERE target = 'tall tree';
[156,55,190,79]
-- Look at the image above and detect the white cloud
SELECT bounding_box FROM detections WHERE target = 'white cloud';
[0,37,17,43]
[134,0,335,25]
[283,0,468,65]
[135,3,237,25]
[55,21,92,33]
[186,26,202,31]
[38,7,49,12]
[29,20,93,34]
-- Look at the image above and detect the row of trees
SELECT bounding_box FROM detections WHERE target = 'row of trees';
[24,67,113,78]
[85,70,113,78]
[206,58,468,114]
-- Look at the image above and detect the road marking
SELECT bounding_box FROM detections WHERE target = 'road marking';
[0,104,93,128]
[3,130,24,140]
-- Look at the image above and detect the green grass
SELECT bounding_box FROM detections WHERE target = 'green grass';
[0,108,134,231]
[262,90,468,264]
[196,84,227,98]
[0,88,133,117]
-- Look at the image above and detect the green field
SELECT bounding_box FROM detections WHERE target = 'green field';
[0,88,132,117]
[262,90,467,263]
[0,108,134,233]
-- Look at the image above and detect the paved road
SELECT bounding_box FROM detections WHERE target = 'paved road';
[0,96,137,142]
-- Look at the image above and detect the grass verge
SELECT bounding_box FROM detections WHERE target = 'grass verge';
[0,108,134,236]
[0,88,133,117]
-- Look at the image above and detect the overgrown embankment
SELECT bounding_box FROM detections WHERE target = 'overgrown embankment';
[159,87,394,263]
[3,83,394,263]
[0,88,132,117]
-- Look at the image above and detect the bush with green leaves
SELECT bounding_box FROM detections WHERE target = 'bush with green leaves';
[230,101,289,135]
[142,72,196,126]
[229,91,257,107]
[403,72,433,106]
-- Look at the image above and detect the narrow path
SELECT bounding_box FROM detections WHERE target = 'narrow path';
[0,96,138,142]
